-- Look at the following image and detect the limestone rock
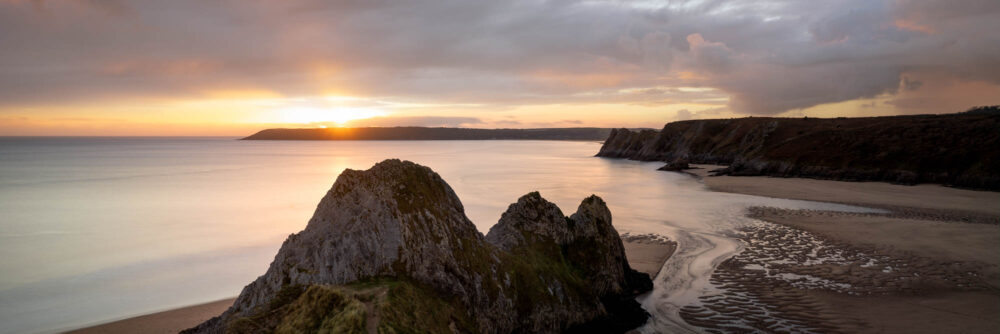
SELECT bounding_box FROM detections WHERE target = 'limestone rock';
[657,158,691,172]
[185,159,652,334]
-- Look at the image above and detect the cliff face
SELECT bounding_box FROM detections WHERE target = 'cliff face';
[185,159,651,334]
[597,113,1000,190]
[595,129,660,159]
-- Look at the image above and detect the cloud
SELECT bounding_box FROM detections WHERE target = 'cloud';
[883,71,1000,114]
[686,34,736,74]
[0,0,997,117]
[659,0,999,114]
[902,76,923,91]
[675,109,693,121]
[340,116,483,128]
[493,119,523,127]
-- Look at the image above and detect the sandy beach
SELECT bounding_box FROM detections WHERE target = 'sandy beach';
[680,165,1000,333]
[64,299,234,334]
[622,233,678,278]
[689,165,1000,223]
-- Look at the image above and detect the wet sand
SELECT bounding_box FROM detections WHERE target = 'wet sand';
[64,299,234,334]
[682,165,1000,333]
[689,164,1000,223]
[64,238,677,333]
[622,233,678,277]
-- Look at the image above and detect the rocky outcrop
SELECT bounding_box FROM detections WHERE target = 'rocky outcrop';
[657,158,691,172]
[486,193,651,296]
[185,159,652,334]
[596,112,1000,190]
[596,128,660,158]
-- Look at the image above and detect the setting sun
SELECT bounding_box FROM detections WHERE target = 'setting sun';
[1,1,998,333]
[280,106,385,126]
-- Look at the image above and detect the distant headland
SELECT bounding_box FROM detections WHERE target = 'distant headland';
[598,107,1000,190]
[242,127,622,141]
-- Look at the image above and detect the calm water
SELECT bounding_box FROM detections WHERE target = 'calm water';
[0,138,878,333]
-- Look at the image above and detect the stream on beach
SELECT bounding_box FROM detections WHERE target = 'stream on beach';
[0,138,881,333]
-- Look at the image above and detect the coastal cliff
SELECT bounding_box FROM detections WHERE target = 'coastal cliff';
[184,159,652,333]
[597,111,1000,190]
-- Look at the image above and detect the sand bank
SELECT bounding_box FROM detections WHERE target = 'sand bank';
[64,299,234,334]
[622,234,677,278]
[682,165,1000,333]
[690,164,1000,223]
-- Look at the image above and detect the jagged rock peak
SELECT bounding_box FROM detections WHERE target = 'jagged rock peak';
[486,192,638,297]
[186,159,652,334]
[190,159,492,332]
[485,191,570,249]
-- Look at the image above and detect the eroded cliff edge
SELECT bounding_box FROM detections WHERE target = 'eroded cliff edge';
[597,111,1000,190]
[184,159,652,334]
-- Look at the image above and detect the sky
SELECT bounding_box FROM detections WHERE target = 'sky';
[1,0,998,135]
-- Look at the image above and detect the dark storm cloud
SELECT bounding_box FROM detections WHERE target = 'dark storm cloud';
[0,0,997,114]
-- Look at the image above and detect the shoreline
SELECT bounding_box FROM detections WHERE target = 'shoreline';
[66,169,1000,333]
[688,164,1000,222]
[65,238,677,334]
[681,164,1000,332]
[63,298,235,334]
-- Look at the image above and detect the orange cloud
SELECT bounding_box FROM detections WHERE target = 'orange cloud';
[201,89,283,100]
[894,19,934,34]
[677,71,708,81]
[528,70,632,89]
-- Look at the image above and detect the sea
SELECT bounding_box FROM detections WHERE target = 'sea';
[0,137,880,333]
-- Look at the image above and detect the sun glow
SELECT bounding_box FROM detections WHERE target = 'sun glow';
[280,107,385,126]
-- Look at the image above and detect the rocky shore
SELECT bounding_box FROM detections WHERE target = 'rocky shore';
[183,159,653,333]
[596,111,1000,190]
